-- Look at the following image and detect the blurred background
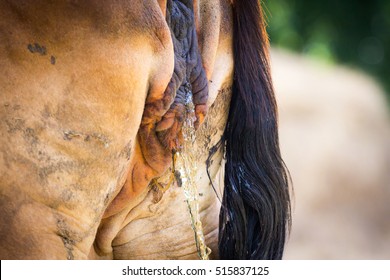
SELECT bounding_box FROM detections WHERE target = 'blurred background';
[266,0,390,98]
[264,0,390,259]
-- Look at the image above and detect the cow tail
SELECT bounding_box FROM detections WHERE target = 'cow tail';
[218,0,291,259]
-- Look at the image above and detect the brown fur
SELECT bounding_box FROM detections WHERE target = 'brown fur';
[0,0,233,259]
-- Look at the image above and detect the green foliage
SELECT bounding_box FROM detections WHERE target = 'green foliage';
[265,0,390,96]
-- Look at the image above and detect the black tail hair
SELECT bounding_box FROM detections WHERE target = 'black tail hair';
[218,0,291,259]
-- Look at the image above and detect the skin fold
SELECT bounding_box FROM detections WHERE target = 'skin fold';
[0,0,233,259]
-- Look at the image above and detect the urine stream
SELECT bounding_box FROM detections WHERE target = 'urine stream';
[174,82,211,260]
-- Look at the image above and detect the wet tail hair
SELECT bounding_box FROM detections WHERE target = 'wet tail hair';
[218,0,291,259]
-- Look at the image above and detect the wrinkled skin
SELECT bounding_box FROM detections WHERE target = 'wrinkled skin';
[0,0,233,259]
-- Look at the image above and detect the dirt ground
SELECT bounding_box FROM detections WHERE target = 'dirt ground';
[271,49,390,259]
